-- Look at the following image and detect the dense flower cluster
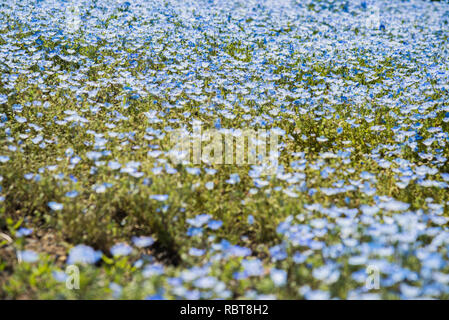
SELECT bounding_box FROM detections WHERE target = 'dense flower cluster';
[1,0,449,299]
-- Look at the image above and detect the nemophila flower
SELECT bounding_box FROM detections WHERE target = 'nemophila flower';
[194,276,217,289]
[184,290,201,300]
[400,284,421,299]
[187,227,203,237]
[16,227,33,237]
[0,155,9,163]
[379,200,410,212]
[292,252,307,264]
[226,173,240,184]
[270,269,287,287]
[150,194,169,201]
[0,94,8,104]
[205,168,217,175]
[207,220,222,230]
[133,259,144,268]
[186,167,201,175]
[48,201,63,211]
[65,148,74,157]
[182,265,211,283]
[19,250,39,263]
[70,156,81,165]
[167,277,183,287]
[152,166,163,175]
[12,104,22,112]
[187,214,211,228]
[143,264,164,278]
[15,115,27,123]
[52,270,68,283]
[228,245,251,257]
[32,135,43,144]
[86,151,102,161]
[241,259,264,277]
[312,265,341,285]
[109,283,123,299]
[65,190,79,198]
[189,247,205,256]
[132,236,155,248]
[269,244,287,261]
[304,290,330,300]
[92,183,113,193]
[110,243,133,257]
[67,245,102,265]
[360,205,379,216]
[108,161,121,170]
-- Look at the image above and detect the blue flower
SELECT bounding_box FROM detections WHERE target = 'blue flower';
[20,250,39,263]
[0,94,8,104]
[145,293,165,300]
[187,227,203,237]
[241,259,264,277]
[150,194,169,201]
[207,220,223,230]
[110,243,133,257]
[270,269,287,287]
[108,161,121,170]
[16,227,33,237]
[269,244,287,261]
[226,173,240,184]
[187,214,211,228]
[65,190,79,198]
[189,248,205,256]
[109,283,123,298]
[67,245,102,265]
[15,116,27,123]
[48,201,63,211]
[132,236,155,248]
[52,270,68,282]
[143,264,164,278]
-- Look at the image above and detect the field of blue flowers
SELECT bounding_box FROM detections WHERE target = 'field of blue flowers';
[1,0,449,299]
